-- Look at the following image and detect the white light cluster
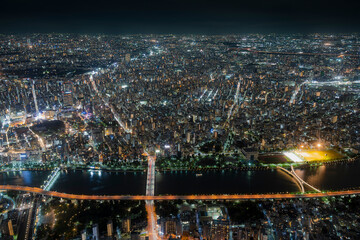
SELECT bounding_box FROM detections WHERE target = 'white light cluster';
[284,152,303,162]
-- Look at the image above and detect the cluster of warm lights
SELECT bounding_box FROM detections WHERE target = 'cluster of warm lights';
[299,143,321,149]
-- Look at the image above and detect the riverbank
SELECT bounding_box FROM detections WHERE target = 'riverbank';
[0,154,357,173]
[0,167,55,172]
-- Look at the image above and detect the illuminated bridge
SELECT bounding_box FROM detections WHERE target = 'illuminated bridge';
[290,165,321,192]
[277,166,321,193]
[1,185,360,200]
[277,166,305,193]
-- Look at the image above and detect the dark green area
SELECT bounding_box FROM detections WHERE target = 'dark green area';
[37,199,146,239]
[155,200,182,218]
[155,154,251,170]
[225,201,264,224]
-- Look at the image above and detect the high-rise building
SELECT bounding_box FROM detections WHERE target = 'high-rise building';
[122,219,131,233]
[165,220,177,236]
[125,53,131,63]
[8,220,14,236]
[63,81,73,107]
[63,92,73,107]
[107,220,113,237]
[27,38,32,48]
[81,231,87,240]
[210,221,230,240]
[93,224,99,240]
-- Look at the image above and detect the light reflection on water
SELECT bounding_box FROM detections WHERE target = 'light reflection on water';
[1,161,360,195]
[0,170,50,187]
[294,160,360,191]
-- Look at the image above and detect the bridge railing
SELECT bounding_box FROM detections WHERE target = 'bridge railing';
[290,166,321,192]
[277,166,305,193]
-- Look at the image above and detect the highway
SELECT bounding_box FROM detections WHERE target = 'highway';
[144,153,159,240]
[15,193,32,240]
[145,154,156,197]
[1,185,360,200]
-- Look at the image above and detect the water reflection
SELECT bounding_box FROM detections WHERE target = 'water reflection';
[1,162,360,195]
[155,169,299,195]
[0,170,51,187]
[294,160,360,191]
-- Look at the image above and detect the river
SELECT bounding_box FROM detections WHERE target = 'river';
[0,170,51,187]
[1,161,360,195]
[294,160,360,191]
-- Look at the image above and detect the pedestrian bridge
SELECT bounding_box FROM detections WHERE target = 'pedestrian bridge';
[277,166,321,193]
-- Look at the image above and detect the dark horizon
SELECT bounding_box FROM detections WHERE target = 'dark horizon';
[1,0,360,34]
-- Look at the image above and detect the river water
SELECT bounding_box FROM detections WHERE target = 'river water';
[294,160,360,191]
[1,161,360,195]
[51,170,147,195]
[155,169,298,195]
[50,169,300,195]
[0,170,51,187]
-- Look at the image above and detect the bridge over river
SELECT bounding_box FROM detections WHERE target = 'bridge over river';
[1,184,360,200]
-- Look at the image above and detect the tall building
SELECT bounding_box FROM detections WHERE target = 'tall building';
[81,231,87,240]
[165,220,177,236]
[63,92,73,107]
[63,81,73,107]
[125,53,131,63]
[93,224,99,240]
[107,220,113,237]
[210,221,230,239]
[8,220,14,236]
[27,38,32,48]
[122,218,131,233]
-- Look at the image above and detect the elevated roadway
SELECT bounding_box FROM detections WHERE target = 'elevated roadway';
[1,185,360,200]
[144,153,158,240]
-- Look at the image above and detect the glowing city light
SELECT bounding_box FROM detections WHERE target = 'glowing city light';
[284,152,304,162]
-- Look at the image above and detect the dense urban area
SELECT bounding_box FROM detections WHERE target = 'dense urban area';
[0,33,359,239]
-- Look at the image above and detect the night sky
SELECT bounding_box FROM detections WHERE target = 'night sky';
[1,0,360,34]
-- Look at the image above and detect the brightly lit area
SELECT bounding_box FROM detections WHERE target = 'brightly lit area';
[293,149,345,162]
[284,152,304,163]
[284,149,345,163]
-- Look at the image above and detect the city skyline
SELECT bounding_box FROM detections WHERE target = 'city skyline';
[0,1,359,236]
